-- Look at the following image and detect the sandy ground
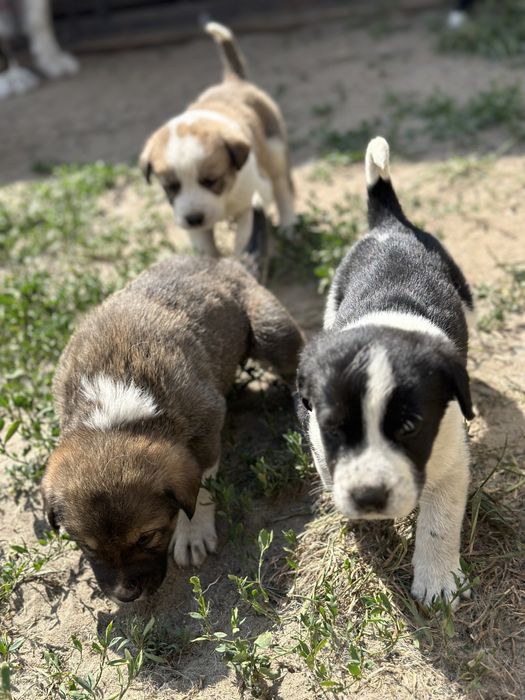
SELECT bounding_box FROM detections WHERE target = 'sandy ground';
[0,7,524,700]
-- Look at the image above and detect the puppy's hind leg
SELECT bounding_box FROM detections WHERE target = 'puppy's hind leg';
[411,403,471,609]
[243,281,304,383]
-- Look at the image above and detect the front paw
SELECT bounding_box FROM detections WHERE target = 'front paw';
[411,560,470,609]
[172,510,218,567]
[36,48,79,79]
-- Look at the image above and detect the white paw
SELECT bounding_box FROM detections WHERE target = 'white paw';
[0,65,40,99]
[411,559,470,609]
[172,509,218,568]
[35,48,79,79]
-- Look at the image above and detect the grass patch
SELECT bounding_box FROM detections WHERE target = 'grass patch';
[437,0,525,59]
[313,83,525,166]
[476,264,525,331]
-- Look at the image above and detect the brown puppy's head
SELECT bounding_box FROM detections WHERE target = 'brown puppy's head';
[42,430,201,603]
[139,114,250,233]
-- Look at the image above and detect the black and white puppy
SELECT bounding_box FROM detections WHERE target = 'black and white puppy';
[297,137,475,608]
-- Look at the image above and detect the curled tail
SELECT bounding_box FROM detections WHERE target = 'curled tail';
[205,21,246,80]
[365,136,407,229]
[239,193,269,284]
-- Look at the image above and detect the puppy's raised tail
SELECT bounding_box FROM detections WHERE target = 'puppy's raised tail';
[365,136,407,229]
[240,193,269,284]
[205,21,246,80]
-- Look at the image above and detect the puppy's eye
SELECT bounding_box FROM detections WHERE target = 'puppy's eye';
[394,416,422,440]
[136,531,158,548]
[301,396,312,412]
[200,177,220,189]
[164,181,180,197]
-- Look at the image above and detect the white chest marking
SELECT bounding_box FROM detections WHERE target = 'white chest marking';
[80,374,159,430]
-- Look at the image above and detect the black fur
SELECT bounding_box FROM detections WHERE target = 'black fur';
[298,148,474,496]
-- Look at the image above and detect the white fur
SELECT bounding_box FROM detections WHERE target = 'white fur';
[163,110,272,251]
[365,136,390,187]
[412,401,470,607]
[342,310,448,341]
[0,64,39,99]
[447,10,468,29]
[204,21,233,41]
[172,462,219,567]
[323,285,339,330]
[23,0,79,78]
[308,409,332,489]
[80,375,159,431]
[332,345,418,519]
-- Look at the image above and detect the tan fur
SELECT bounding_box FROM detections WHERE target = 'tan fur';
[139,23,295,243]
[42,255,303,601]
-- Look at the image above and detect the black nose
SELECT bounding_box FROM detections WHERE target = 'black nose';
[351,484,389,512]
[112,584,142,603]
[185,212,204,227]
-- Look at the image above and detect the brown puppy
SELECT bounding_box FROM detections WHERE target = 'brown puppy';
[139,21,295,257]
[41,210,303,603]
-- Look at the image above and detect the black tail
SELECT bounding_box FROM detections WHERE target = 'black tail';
[204,21,246,80]
[365,137,408,230]
[239,195,269,284]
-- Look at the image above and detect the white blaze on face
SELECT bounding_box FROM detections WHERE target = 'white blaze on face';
[165,115,227,231]
[332,345,419,519]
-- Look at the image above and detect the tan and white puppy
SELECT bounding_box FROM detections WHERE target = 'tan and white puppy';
[139,21,295,257]
[41,209,303,603]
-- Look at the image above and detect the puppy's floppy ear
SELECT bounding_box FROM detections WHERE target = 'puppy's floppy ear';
[225,136,250,170]
[162,445,202,520]
[447,361,474,421]
[41,486,63,532]
[139,149,152,184]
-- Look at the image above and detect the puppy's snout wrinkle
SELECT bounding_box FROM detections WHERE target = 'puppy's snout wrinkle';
[185,212,205,227]
[351,483,390,513]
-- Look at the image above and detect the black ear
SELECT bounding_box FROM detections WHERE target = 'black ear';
[225,137,250,170]
[140,159,152,184]
[164,488,196,521]
[448,361,474,421]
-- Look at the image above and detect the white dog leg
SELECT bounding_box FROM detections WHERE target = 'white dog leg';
[411,404,470,608]
[172,463,218,567]
[23,0,79,79]
[233,207,254,257]
[274,174,296,230]
[0,63,40,99]
[184,228,219,257]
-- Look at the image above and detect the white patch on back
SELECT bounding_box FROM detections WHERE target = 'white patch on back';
[332,345,419,519]
[342,310,448,341]
[80,375,159,430]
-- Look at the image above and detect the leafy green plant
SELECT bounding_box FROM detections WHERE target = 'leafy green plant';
[190,576,280,698]
[0,530,73,610]
[36,618,157,699]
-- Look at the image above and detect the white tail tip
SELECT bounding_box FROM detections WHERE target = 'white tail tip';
[204,21,233,41]
[365,136,390,187]
[251,191,264,210]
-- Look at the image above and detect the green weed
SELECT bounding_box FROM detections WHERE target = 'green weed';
[477,264,525,330]
[190,576,280,698]
[437,0,525,59]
